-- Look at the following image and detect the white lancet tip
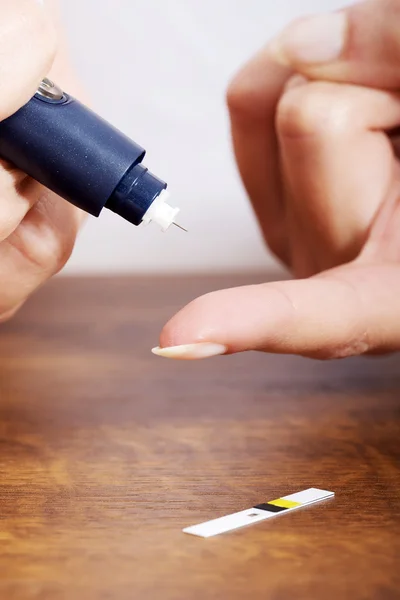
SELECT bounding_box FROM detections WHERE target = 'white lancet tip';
[141,189,180,232]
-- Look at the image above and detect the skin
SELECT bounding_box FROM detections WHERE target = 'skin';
[3,0,400,362]
[0,0,84,322]
[156,0,400,360]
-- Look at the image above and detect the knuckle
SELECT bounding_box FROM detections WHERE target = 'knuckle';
[277,82,350,140]
[226,62,266,120]
[226,72,251,117]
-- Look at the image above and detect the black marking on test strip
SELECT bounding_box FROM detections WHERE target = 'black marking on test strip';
[253,503,287,513]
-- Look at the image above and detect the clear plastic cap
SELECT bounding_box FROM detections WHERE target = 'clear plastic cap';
[141,189,180,232]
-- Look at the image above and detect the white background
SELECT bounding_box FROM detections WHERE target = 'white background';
[59,0,351,274]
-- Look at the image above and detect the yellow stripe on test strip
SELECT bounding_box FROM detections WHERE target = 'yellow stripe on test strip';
[268,498,301,509]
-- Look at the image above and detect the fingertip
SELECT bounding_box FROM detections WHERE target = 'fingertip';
[157,296,211,349]
[154,293,231,360]
[155,284,286,355]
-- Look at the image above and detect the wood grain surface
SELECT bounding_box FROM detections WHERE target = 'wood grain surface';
[0,274,399,600]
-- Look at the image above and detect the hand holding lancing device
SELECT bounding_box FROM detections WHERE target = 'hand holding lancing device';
[154,0,400,360]
[0,0,84,322]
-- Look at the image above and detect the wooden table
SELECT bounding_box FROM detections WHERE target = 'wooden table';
[0,274,399,600]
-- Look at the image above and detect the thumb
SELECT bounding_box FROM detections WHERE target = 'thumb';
[152,264,400,360]
[270,0,400,89]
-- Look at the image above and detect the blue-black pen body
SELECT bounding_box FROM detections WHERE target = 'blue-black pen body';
[0,81,169,227]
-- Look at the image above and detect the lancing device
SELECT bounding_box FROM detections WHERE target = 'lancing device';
[0,78,185,232]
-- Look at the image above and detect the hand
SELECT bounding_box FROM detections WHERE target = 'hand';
[0,0,84,322]
[153,0,400,360]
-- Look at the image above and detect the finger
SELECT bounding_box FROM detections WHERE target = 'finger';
[269,0,400,90]
[0,154,83,245]
[0,1,58,241]
[0,0,56,119]
[45,0,88,100]
[227,49,292,262]
[153,262,400,360]
[276,80,400,275]
[0,163,47,242]
[0,188,82,317]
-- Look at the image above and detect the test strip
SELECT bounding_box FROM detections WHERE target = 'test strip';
[183,488,334,538]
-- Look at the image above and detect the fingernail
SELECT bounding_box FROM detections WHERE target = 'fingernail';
[151,343,227,360]
[271,12,347,65]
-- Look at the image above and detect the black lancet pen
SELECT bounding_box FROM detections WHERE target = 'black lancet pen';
[0,78,185,232]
